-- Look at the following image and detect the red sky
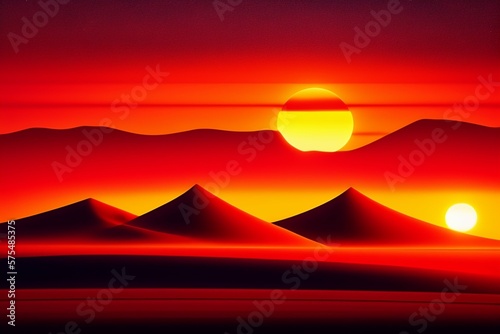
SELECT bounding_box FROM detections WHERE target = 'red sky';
[1,0,499,146]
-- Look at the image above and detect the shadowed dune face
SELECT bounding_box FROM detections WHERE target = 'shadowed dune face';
[87,199,138,226]
[14,199,136,239]
[275,188,500,247]
[12,185,319,247]
[13,198,196,243]
[127,185,319,246]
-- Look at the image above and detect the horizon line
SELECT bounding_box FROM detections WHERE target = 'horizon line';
[1,118,498,137]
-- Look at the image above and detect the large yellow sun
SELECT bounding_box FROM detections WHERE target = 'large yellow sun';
[277,88,353,152]
[445,203,477,232]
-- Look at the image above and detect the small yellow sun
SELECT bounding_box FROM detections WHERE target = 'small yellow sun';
[445,203,477,232]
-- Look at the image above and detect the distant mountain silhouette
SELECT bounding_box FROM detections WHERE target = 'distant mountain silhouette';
[356,119,498,154]
[274,188,500,247]
[128,185,318,246]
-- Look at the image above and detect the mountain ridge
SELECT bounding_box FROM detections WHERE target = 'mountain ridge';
[1,119,498,152]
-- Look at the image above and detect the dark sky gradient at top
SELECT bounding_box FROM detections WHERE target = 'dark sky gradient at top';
[1,0,499,83]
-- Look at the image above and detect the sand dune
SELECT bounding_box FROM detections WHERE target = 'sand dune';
[14,198,135,239]
[127,185,318,246]
[275,188,500,247]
